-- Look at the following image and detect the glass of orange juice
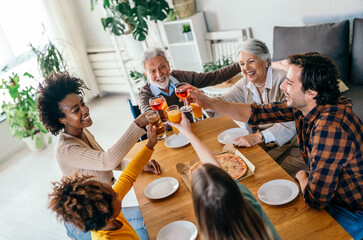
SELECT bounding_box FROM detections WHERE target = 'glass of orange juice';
[190,103,204,122]
[166,105,182,134]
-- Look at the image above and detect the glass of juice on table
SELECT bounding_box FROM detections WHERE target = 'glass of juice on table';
[166,105,182,135]
[146,110,167,140]
[190,103,204,121]
[175,83,193,112]
[149,96,168,122]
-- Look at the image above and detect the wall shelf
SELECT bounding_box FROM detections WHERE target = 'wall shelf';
[159,12,211,72]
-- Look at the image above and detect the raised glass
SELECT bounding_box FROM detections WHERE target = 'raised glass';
[146,110,167,140]
[190,103,204,121]
[175,83,193,112]
[149,95,168,123]
[166,105,182,135]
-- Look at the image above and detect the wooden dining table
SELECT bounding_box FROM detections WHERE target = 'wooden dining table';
[126,116,351,240]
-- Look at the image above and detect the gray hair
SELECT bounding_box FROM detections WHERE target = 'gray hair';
[236,39,271,66]
[141,47,169,72]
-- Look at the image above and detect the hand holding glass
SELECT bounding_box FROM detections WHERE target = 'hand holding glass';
[175,83,193,112]
[146,110,167,140]
[166,105,182,134]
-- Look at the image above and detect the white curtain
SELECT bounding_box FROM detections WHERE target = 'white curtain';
[41,0,99,101]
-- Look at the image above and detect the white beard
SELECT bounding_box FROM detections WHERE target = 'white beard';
[152,76,170,90]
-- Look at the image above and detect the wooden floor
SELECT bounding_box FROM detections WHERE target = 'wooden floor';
[0,94,136,240]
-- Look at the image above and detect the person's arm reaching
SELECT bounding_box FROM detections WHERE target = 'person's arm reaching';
[114,124,158,198]
[189,89,252,122]
[168,113,220,168]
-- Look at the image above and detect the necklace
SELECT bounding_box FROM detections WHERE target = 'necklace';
[254,82,266,88]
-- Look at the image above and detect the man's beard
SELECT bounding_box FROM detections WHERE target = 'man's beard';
[153,76,170,89]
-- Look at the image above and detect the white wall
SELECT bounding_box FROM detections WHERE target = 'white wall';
[196,0,363,53]
[71,0,363,54]
[73,0,114,49]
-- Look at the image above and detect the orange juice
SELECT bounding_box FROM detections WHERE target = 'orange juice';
[167,109,181,134]
[190,103,203,119]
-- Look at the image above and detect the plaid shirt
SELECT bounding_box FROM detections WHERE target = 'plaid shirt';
[248,97,363,212]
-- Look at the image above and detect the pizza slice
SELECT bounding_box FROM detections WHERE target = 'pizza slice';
[217,154,248,179]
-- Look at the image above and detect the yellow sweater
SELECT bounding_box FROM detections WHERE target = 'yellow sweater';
[91,145,153,240]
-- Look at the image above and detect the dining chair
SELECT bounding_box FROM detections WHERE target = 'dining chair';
[127,99,148,141]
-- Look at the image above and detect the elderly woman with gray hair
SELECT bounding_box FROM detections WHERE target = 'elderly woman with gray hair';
[207,38,305,176]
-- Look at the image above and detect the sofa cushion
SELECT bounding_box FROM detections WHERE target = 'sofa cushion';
[344,85,363,120]
[351,18,363,85]
[273,20,350,83]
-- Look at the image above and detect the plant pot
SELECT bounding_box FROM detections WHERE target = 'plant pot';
[23,132,47,152]
[173,0,195,18]
[120,34,145,60]
[183,32,193,41]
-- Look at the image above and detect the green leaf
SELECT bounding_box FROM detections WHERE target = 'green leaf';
[91,0,170,41]
[1,65,8,73]
[117,2,131,15]
[101,17,125,36]
[103,0,110,8]
[24,72,34,78]
[148,0,169,21]
[131,5,148,41]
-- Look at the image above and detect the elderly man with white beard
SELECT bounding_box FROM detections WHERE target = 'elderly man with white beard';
[137,48,241,122]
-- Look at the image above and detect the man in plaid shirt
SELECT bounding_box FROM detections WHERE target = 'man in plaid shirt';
[190,52,363,239]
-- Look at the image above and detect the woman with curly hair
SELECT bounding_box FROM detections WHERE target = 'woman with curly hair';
[37,71,161,184]
[37,71,160,239]
[49,125,157,239]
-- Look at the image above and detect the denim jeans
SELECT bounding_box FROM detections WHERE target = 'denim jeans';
[327,205,363,240]
[64,206,149,240]
[64,222,91,240]
[122,206,149,240]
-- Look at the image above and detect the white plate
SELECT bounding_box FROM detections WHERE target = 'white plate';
[157,220,198,240]
[165,134,190,148]
[217,128,249,144]
[258,179,299,205]
[144,177,179,200]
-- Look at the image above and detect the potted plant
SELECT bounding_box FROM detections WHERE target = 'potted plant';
[90,0,170,41]
[29,39,67,78]
[203,56,242,88]
[182,23,193,41]
[0,73,48,151]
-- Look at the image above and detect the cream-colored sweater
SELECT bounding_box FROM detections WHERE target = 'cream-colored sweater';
[55,122,145,185]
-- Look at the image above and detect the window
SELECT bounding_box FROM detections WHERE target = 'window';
[0,0,50,107]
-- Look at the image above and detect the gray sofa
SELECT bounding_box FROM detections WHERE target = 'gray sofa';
[272,18,363,119]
